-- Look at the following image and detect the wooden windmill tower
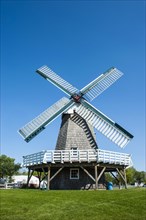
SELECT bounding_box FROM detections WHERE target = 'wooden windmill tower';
[19,65,133,190]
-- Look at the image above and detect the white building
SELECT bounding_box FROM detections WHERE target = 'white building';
[12,175,39,187]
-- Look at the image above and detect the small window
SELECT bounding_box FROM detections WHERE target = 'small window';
[71,147,78,151]
[70,168,79,179]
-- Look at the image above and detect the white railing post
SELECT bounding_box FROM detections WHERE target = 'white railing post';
[43,153,46,163]
[114,151,116,164]
[103,150,105,163]
[124,155,126,165]
[61,151,63,163]
[52,151,54,163]
[119,153,121,165]
[87,150,89,162]
[96,149,98,162]
[69,150,72,163]
[109,151,111,164]
[78,150,80,162]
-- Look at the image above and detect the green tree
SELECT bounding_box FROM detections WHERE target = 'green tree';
[126,167,136,184]
[0,155,21,182]
[116,167,146,185]
[134,171,146,184]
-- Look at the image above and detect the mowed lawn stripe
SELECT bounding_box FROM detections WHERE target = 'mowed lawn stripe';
[0,188,146,220]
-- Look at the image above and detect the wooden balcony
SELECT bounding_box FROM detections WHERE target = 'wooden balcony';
[22,149,132,168]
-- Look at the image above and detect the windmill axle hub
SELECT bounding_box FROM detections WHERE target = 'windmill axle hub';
[72,94,82,103]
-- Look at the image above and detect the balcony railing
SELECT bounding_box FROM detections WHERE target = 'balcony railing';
[22,149,132,167]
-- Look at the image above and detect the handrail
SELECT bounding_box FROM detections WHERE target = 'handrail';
[22,149,132,167]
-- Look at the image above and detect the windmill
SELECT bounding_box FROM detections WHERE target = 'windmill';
[19,65,133,190]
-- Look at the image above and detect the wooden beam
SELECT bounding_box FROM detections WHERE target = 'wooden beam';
[95,165,98,189]
[27,169,34,187]
[123,168,127,189]
[80,166,95,182]
[47,166,51,190]
[37,171,42,188]
[110,171,122,189]
[97,167,106,182]
[41,168,48,182]
[50,167,64,182]
[116,168,125,182]
[110,172,119,183]
[116,168,127,189]
[26,168,30,187]
[42,167,46,175]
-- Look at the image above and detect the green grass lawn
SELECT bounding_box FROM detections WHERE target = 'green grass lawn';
[0,188,146,220]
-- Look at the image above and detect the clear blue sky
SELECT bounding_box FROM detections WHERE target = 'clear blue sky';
[1,1,145,171]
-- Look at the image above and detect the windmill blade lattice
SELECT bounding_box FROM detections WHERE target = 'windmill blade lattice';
[36,65,79,96]
[80,67,123,101]
[19,97,74,142]
[75,99,133,148]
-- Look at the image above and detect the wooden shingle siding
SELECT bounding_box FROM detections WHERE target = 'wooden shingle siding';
[55,113,97,150]
[50,167,105,190]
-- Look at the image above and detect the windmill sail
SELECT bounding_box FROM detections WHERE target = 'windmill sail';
[36,65,79,96]
[80,67,123,101]
[19,97,74,142]
[19,65,133,147]
[75,100,133,148]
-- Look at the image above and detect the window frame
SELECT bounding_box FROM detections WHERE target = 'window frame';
[70,168,79,180]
